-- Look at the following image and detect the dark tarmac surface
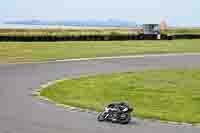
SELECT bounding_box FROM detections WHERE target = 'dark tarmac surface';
[1,54,200,133]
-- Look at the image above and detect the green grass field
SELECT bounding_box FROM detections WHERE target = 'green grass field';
[40,69,200,123]
[0,40,200,64]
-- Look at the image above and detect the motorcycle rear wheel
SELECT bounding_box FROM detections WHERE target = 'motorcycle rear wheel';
[119,113,131,124]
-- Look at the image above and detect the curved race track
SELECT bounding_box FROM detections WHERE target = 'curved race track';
[1,54,200,133]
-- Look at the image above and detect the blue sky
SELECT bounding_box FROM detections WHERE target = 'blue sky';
[0,0,199,26]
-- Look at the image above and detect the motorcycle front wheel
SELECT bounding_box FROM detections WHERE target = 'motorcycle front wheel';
[97,112,106,121]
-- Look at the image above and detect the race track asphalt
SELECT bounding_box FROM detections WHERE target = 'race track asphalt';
[1,54,200,133]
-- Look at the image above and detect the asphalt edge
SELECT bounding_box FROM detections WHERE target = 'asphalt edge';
[3,53,200,65]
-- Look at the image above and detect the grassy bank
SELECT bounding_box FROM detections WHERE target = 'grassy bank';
[164,28,200,35]
[1,40,200,64]
[40,69,200,123]
[1,28,200,36]
[0,28,139,36]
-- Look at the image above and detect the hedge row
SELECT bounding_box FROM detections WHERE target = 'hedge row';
[173,34,200,39]
[0,34,168,42]
[0,34,199,42]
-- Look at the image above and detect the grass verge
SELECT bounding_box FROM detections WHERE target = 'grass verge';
[1,40,200,64]
[40,69,200,123]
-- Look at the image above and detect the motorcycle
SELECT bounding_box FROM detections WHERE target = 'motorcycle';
[97,102,133,124]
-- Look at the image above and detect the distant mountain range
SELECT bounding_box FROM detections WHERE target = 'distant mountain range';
[4,19,137,27]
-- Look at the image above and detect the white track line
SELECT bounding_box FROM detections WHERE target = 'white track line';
[52,53,200,62]
[2,53,200,65]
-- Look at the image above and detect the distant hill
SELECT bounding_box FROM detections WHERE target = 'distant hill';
[4,19,137,27]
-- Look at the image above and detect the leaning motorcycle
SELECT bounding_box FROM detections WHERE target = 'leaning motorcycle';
[97,102,133,124]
